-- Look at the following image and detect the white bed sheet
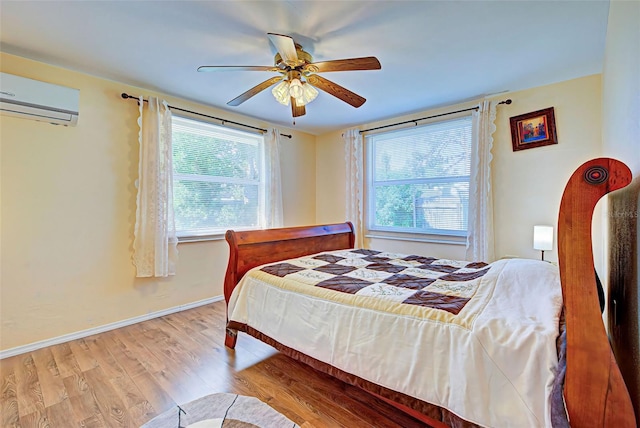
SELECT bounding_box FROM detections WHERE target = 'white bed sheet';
[228,255,563,428]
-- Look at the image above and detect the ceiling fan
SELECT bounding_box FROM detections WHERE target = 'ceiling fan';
[197,33,381,118]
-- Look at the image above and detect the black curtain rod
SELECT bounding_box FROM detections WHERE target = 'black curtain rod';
[120,93,292,139]
[359,99,512,134]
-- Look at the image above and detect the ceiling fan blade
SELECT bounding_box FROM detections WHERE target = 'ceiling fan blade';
[227,76,283,107]
[198,65,279,72]
[306,75,366,108]
[304,57,381,73]
[291,97,306,117]
[267,33,299,65]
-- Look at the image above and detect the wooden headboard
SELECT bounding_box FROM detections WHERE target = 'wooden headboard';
[223,222,355,304]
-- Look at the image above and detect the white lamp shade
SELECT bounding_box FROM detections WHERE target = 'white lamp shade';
[271,80,290,105]
[533,225,554,251]
[288,78,304,98]
[295,82,319,106]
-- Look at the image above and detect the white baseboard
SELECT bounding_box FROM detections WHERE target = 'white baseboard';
[0,295,224,360]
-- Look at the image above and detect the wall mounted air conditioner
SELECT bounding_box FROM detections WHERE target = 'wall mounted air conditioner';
[0,72,79,126]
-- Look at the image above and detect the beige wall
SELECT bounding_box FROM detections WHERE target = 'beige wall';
[493,75,603,264]
[602,1,640,173]
[316,130,346,223]
[0,53,316,352]
[317,75,604,264]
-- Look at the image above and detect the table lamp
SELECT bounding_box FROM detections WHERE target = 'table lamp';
[533,225,554,261]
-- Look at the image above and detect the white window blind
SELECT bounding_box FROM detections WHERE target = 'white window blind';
[171,116,264,237]
[366,116,472,237]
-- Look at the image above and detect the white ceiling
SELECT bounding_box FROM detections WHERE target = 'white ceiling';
[0,1,609,135]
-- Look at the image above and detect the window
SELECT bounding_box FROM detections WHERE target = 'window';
[171,116,264,238]
[366,116,472,239]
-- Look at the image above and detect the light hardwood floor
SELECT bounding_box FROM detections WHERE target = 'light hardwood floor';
[0,301,426,428]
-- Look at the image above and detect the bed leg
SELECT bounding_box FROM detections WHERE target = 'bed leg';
[225,328,237,349]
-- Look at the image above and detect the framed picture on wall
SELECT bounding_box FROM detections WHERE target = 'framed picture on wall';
[509,107,558,151]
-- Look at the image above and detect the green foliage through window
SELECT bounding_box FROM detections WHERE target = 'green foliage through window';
[172,116,264,236]
[367,116,472,236]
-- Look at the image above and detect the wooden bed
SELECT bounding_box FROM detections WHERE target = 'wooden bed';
[223,158,636,427]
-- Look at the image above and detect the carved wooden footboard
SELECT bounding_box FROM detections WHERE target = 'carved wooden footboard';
[557,157,635,426]
[222,157,637,426]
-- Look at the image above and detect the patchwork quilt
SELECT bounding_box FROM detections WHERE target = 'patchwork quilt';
[246,249,497,328]
[228,250,563,428]
[258,248,489,315]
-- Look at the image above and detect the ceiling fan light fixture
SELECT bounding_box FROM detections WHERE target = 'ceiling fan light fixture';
[288,78,304,99]
[271,80,290,105]
[295,82,319,106]
[201,33,381,118]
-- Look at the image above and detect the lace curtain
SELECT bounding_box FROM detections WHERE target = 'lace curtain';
[132,96,179,277]
[343,128,364,248]
[264,128,283,228]
[466,100,497,262]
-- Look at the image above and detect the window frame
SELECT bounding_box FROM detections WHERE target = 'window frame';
[171,115,266,241]
[364,114,473,244]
